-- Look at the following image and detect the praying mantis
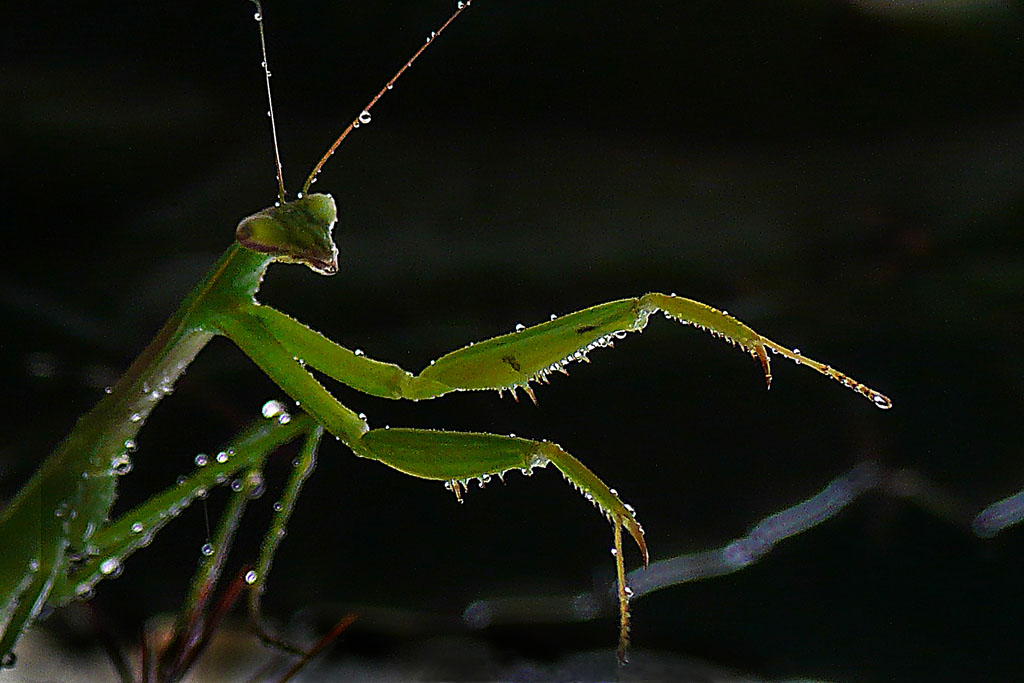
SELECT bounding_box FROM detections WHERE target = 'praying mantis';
[0,0,893,673]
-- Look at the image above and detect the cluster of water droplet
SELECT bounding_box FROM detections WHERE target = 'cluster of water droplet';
[442,446,553,502]
[821,365,892,409]
[659,307,756,357]
[528,442,639,535]
[134,379,177,417]
[555,466,643,538]
[62,390,310,608]
[98,557,122,578]
[527,450,551,472]
[261,399,291,424]
[111,452,133,476]
[528,330,634,393]
[105,379,182,479]
[76,445,246,598]
[444,473,496,501]
[654,296,892,409]
[491,315,641,402]
[95,438,138,482]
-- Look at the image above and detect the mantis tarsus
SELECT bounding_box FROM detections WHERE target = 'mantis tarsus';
[0,0,892,672]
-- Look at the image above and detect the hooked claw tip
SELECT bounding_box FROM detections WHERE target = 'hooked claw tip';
[621,517,649,567]
[755,345,772,389]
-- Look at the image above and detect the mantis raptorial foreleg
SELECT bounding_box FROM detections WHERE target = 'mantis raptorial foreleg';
[219,304,649,548]
[243,294,892,409]
[209,285,891,660]
[218,301,656,656]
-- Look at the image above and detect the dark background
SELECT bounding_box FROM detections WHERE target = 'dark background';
[3,0,1023,680]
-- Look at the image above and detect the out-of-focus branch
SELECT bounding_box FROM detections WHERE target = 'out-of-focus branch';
[463,462,1024,628]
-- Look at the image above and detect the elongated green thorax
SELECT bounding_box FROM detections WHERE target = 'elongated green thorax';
[235,193,339,275]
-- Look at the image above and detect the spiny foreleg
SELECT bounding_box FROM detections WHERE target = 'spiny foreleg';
[244,294,891,410]
[352,426,647,663]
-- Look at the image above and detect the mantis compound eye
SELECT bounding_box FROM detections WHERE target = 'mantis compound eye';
[236,193,339,275]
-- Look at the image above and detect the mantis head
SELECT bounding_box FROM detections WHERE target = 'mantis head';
[235,193,339,275]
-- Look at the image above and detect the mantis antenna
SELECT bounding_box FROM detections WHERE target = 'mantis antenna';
[301,1,473,194]
[251,0,286,203]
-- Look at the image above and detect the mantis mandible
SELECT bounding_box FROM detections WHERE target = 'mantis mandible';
[0,0,892,670]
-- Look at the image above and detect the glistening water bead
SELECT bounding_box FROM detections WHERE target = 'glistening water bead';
[261,399,287,418]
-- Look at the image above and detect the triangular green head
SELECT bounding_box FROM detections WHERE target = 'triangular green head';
[235,193,339,275]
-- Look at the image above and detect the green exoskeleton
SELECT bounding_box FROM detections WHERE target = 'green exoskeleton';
[0,0,891,671]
